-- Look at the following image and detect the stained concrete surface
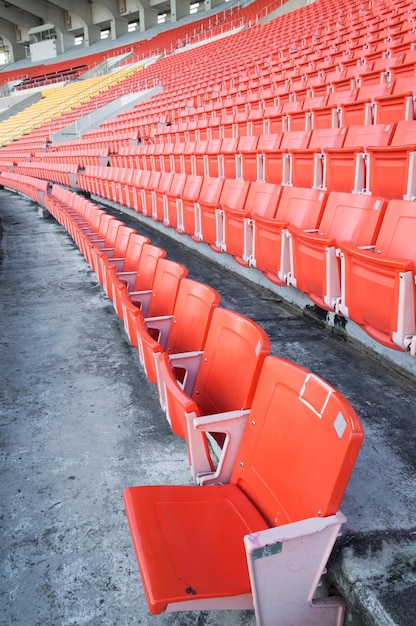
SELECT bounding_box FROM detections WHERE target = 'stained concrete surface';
[0,189,415,626]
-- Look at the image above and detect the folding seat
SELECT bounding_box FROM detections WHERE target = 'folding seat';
[176,174,203,235]
[311,87,357,129]
[218,181,281,264]
[113,167,134,207]
[162,172,187,228]
[171,142,185,174]
[94,225,135,291]
[151,171,175,222]
[121,257,187,348]
[247,108,265,136]
[203,138,222,177]
[196,117,209,141]
[207,115,222,140]
[150,142,165,171]
[324,123,395,193]
[159,142,175,173]
[110,168,133,205]
[88,218,125,281]
[207,178,251,251]
[125,169,146,213]
[137,278,220,385]
[125,354,364,623]
[286,192,387,310]
[340,81,394,126]
[139,143,156,171]
[140,169,161,217]
[112,242,166,329]
[366,119,416,200]
[254,133,283,183]
[290,127,345,188]
[374,75,416,124]
[259,87,277,108]
[235,135,259,181]
[79,213,119,268]
[104,233,151,310]
[252,186,328,285]
[336,199,416,353]
[263,104,285,134]
[263,130,312,186]
[218,136,239,179]
[190,176,225,242]
[155,306,270,480]
[220,113,236,138]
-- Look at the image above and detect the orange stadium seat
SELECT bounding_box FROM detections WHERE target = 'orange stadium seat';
[252,186,328,285]
[155,306,270,481]
[111,243,166,326]
[138,278,220,385]
[125,355,364,623]
[286,192,387,310]
[336,199,416,354]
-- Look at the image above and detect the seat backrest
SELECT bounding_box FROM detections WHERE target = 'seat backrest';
[220,137,239,154]
[372,198,416,261]
[308,127,346,150]
[257,133,283,152]
[131,244,167,291]
[96,213,115,238]
[343,123,395,148]
[156,171,174,193]
[391,119,416,145]
[102,219,124,247]
[192,307,270,416]
[231,355,364,525]
[219,178,250,211]
[181,174,203,201]
[167,172,187,196]
[280,130,312,151]
[275,186,328,228]
[246,182,281,219]
[165,278,221,354]
[111,226,135,257]
[146,258,188,318]
[318,191,387,244]
[237,135,259,153]
[198,176,225,206]
[122,233,151,272]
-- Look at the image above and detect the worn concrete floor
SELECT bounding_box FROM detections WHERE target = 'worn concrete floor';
[0,189,415,626]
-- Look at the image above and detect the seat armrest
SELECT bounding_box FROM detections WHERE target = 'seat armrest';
[244,512,347,626]
[191,409,251,485]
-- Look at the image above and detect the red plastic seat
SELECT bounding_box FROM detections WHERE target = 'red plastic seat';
[176,174,203,235]
[219,136,239,179]
[127,258,188,356]
[264,130,312,186]
[219,181,281,265]
[190,176,224,242]
[156,306,270,479]
[138,278,221,385]
[111,243,166,325]
[366,120,416,199]
[125,355,364,622]
[163,172,187,229]
[286,192,387,310]
[324,123,395,193]
[104,232,150,302]
[336,199,416,353]
[208,178,250,250]
[151,171,175,222]
[252,186,328,285]
[290,127,345,188]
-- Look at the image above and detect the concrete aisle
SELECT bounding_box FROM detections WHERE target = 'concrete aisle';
[0,189,415,626]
